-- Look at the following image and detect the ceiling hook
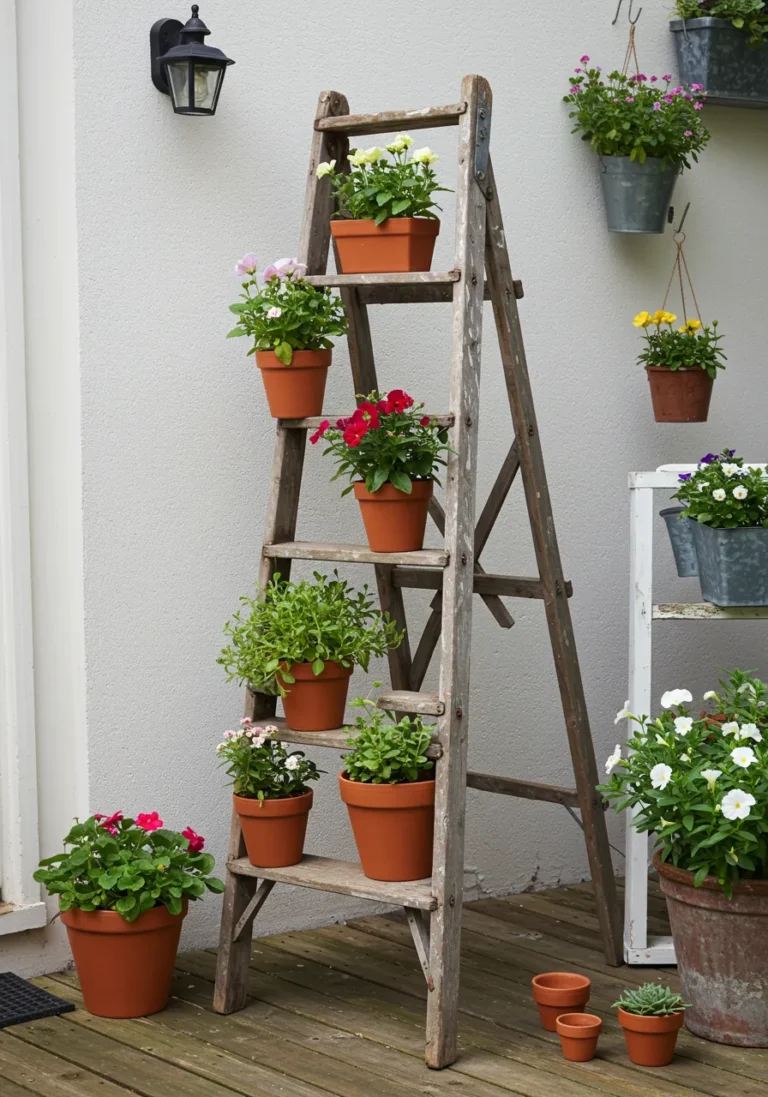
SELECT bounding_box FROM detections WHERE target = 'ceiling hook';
[612,0,642,24]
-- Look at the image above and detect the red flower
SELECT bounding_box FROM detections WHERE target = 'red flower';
[335,416,350,430]
[136,811,164,832]
[420,416,431,426]
[94,810,123,836]
[309,419,329,445]
[384,389,414,414]
[344,424,365,447]
[182,826,205,852]
[355,402,380,430]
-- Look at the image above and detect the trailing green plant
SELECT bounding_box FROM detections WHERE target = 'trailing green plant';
[674,0,768,46]
[33,813,224,922]
[218,571,404,695]
[343,687,435,784]
[316,134,451,224]
[613,983,689,1016]
[228,254,347,365]
[633,310,725,378]
[216,720,321,800]
[672,449,768,528]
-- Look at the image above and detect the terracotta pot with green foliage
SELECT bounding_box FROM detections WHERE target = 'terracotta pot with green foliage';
[217,726,321,867]
[34,813,223,1018]
[633,310,725,422]
[614,984,688,1066]
[339,688,435,881]
[218,572,404,732]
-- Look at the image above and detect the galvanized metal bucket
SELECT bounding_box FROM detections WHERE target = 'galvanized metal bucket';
[671,17,768,109]
[692,521,768,605]
[598,156,678,234]
[660,507,698,577]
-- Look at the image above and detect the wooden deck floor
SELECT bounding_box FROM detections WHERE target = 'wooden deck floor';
[3,879,768,1097]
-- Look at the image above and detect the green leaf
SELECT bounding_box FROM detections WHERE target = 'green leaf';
[391,199,411,215]
[311,658,325,676]
[227,327,246,338]
[389,470,412,495]
[274,341,293,365]
[370,467,390,494]
[376,191,393,207]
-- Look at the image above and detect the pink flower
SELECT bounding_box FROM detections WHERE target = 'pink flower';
[664,94,673,103]
[274,257,308,280]
[694,101,703,110]
[574,67,581,73]
[182,826,205,853]
[650,75,658,82]
[638,73,647,81]
[569,86,581,95]
[653,102,661,111]
[625,96,634,102]
[136,811,164,832]
[262,263,280,281]
[672,86,683,95]
[613,98,619,103]
[235,254,258,276]
[310,420,330,445]
[580,54,590,63]
[94,810,123,837]
[684,129,693,136]
[691,83,703,92]
[662,74,672,82]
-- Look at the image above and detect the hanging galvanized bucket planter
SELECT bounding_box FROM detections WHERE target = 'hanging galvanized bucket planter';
[599,156,678,233]
[659,507,698,577]
[692,521,768,605]
[671,18,768,109]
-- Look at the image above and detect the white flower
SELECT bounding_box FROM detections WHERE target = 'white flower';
[721,788,756,821]
[650,763,673,790]
[252,732,268,748]
[267,307,282,319]
[738,682,757,697]
[697,481,709,492]
[733,485,748,501]
[348,148,368,167]
[387,133,413,153]
[722,463,739,477]
[703,690,718,701]
[712,488,726,502]
[655,734,668,745]
[316,160,336,178]
[216,742,227,751]
[721,721,740,737]
[680,753,691,763]
[614,700,631,725]
[412,146,439,164]
[738,722,762,743]
[223,729,237,739]
[660,689,693,710]
[605,744,622,774]
[264,724,279,734]
[674,716,693,736]
[731,746,756,769]
[701,768,722,791]
[285,755,301,771]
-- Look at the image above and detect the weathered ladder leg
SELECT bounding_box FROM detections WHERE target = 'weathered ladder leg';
[425,74,490,1069]
[483,157,623,966]
[213,89,350,1013]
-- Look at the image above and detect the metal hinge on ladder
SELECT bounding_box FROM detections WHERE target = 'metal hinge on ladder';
[474,87,491,198]
[405,906,434,990]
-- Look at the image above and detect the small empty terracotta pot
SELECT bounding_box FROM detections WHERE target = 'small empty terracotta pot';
[556,1013,602,1062]
[531,972,591,1031]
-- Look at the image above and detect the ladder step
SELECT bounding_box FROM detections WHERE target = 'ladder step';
[377,690,444,716]
[305,271,460,289]
[264,542,449,568]
[393,568,572,599]
[264,716,443,758]
[316,103,467,136]
[355,279,523,306]
[466,771,581,807]
[281,414,454,430]
[227,854,436,910]
[653,603,768,620]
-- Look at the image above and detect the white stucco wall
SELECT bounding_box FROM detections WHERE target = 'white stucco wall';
[5,0,768,975]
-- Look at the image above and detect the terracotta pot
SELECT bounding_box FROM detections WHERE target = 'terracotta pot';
[531,972,591,1031]
[655,852,768,1046]
[61,901,186,1018]
[338,772,435,881]
[256,349,331,419]
[234,790,313,868]
[618,1006,684,1066]
[556,1013,602,1062]
[354,480,433,553]
[278,660,353,732]
[331,218,439,274]
[646,366,714,423]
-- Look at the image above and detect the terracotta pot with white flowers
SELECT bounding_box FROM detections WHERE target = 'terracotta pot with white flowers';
[601,670,768,1046]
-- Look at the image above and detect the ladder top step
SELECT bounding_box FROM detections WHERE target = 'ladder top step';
[316,103,467,136]
[264,714,443,756]
[264,542,449,568]
[305,271,460,288]
[228,854,436,910]
[281,414,454,430]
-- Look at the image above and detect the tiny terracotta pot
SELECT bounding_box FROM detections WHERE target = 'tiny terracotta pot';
[61,901,187,1018]
[646,366,714,423]
[278,660,353,732]
[339,772,435,881]
[556,1013,602,1062]
[256,349,331,419]
[234,790,313,868]
[354,480,433,553]
[618,1007,684,1067]
[531,972,591,1031]
[331,217,439,274]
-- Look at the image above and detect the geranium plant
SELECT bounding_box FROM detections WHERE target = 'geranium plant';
[600,669,768,895]
[675,0,768,46]
[316,134,451,224]
[311,389,450,495]
[218,571,403,695]
[217,719,321,800]
[33,813,224,921]
[613,984,689,1016]
[344,688,435,784]
[672,449,768,527]
[563,61,710,165]
[227,254,347,365]
[633,310,726,377]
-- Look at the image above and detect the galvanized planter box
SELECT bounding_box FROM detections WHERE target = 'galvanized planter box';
[598,156,678,234]
[692,521,768,605]
[671,17,768,108]
[660,507,698,577]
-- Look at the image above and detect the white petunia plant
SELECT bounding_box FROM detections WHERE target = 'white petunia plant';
[600,668,768,896]
[672,448,768,529]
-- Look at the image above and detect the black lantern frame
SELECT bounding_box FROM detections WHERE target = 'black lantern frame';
[150,5,234,116]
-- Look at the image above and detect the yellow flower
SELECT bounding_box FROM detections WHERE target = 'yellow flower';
[316,160,336,178]
[412,147,439,165]
[651,310,665,325]
[387,133,413,153]
[633,311,651,328]
[362,146,384,163]
[661,312,677,325]
[348,148,367,167]
[684,318,702,333]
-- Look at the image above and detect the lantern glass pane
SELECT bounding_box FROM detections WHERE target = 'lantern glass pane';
[192,65,224,112]
[166,61,192,110]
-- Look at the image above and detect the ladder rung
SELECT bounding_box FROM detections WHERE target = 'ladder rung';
[281,414,454,430]
[376,690,444,716]
[356,280,523,305]
[305,271,460,289]
[264,542,449,568]
[227,854,436,910]
[316,103,467,136]
[467,771,581,807]
[264,716,443,758]
[393,568,571,600]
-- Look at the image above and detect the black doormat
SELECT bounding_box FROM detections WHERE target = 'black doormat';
[0,972,75,1027]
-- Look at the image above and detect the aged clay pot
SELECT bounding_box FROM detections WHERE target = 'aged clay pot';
[331,218,439,274]
[256,349,331,419]
[354,480,433,553]
[278,660,352,732]
[556,1013,602,1062]
[339,773,435,881]
[234,790,313,868]
[618,1007,684,1066]
[531,972,591,1031]
[646,366,713,423]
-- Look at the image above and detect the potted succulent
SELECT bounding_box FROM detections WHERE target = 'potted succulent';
[563,62,710,233]
[33,812,223,1018]
[671,1,768,108]
[316,135,450,273]
[311,389,450,552]
[633,310,725,422]
[339,689,435,881]
[672,448,768,604]
[217,721,320,867]
[614,984,688,1066]
[218,572,403,732]
[227,254,347,419]
[600,670,768,1045]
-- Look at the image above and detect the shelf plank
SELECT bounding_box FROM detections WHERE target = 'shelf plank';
[315,104,466,135]
[305,271,460,289]
[355,279,524,305]
[377,690,444,715]
[263,542,449,567]
[227,854,436,910]
[263,716,443,758]
[653,603,768,620]
[281,414,454,430]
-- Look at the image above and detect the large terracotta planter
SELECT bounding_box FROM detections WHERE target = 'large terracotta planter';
[331,218,439,274]
[234,790,313,868]
[61,902,186,1018]
[338,772,434,881]
[278,660,352,731]
[656,853,768,1046]
[618,1007,684,1066]
[354,480,433,553]
[531,972,591,1031]
[646,366,714,423]
[256,349,331,419]
[556,1013,602,1062]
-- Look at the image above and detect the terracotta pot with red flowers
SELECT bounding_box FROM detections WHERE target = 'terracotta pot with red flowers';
[312,389,451,553]
[227,254,347,418]
[33,812,224,1018]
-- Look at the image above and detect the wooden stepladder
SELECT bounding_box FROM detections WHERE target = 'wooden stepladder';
[213,75,622,1069]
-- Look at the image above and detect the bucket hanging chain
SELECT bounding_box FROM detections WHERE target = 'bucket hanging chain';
[661,208,703,325]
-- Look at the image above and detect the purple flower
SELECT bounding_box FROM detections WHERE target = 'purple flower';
[574,67,582,73]
[694,101,703,110]
[726,448,736,457]
[684,129,693,136]
[235,253,258,276]
[662,74,672,82]
[638,73,647,81]
[691,83,703,92]
[650,75,658,82]
[580,54,590,63]
[678,473,692,482]
[570,85,581,94]
[672,85,684,95]
[700,453,717,465]
[653,102,661,111]
[613,97,620,103]
[664,94,673,103]
[595,65,602,72]
[683,92,692,100]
